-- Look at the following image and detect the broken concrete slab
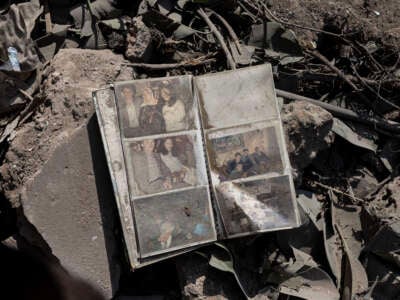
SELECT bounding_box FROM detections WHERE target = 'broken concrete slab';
[20,120,120,298]
[0,49,134,299]
[281,101,334,181]
[1,48,133,205]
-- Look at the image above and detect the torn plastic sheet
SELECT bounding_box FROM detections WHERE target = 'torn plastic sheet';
[0,3,43,72]
[279,267,340,300]
[0,69,41,115]
[248,22,304,65]
[332,118,377,152]
[323,197,343,289]
[142,10,196,39]
[208,243,252,299]
[296,190,324,231]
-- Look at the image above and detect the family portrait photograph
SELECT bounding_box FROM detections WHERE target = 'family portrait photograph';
[115,77,196,138]
[126,134,206,196]
[215,175,297,237]
[133,187,216,257]
[208,126,284,182]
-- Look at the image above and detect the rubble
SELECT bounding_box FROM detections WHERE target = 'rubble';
[282,101,335,180]
[0,49,133,205]
[0,0,399,299]
[0,48,133,298]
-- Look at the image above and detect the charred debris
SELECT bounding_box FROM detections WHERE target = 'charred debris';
[0,0,400,299]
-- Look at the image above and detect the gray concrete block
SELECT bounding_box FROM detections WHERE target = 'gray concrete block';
[21,117,121,299]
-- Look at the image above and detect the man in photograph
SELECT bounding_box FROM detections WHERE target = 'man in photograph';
[226,152,242,175]
[229,163,244,180]
[241,148,255,173]
[131,139,172,195]
[119,85,140,137]
[252,146,269,173]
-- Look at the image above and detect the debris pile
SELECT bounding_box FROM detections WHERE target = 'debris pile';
[1,0,400,299]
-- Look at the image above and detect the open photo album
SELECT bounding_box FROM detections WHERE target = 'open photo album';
[93,64,300,269]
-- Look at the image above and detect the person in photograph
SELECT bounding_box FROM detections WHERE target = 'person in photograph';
[241,148,255,173]
[131,139,172,195]
[160,83,187,132]
[229,163,244,180]
[119,85,140,136]
[158,221,176,249]
[252,146,269,172]
[226,152,242,175]
[159,138,197,186]
[139,85,166,136]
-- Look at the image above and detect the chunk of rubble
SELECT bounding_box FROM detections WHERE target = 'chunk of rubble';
[125,17,155,62]
[175,254,242,299]
[361,177,400,299]
[281,101,335,180]
[0,49,133,298]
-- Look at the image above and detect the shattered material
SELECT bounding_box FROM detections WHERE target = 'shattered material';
[0,0,400,298]
[125,17,155,62]
[0,3,43,71]
[282,101,335,180]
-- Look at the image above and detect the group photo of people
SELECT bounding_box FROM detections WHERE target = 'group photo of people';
[116,78,194,138]
[127,135,204,196]
[209,127,284,182]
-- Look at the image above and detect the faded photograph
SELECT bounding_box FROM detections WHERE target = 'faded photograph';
[133,187,216,257]
[115,77,195,138]
[127,134,206,196]
[208,126,283,182]
[195,64,279,129]
[215,175,297,237]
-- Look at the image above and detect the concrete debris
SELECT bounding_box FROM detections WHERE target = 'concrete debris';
[282,101,335,180]
[0,0,399,299]
[125,17,155,63]
[0,49,132,206]
[0,48,134,298]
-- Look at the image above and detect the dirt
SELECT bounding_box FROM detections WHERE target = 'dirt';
[0,0,399,299]
[269,0,400,46]
[0,49,133,206]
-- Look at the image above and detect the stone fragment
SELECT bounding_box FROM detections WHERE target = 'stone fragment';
[282,101,334,180]
[21,123,120,298]
[176,254,242,299]
[125,17,154,62]
[0,49,133,298]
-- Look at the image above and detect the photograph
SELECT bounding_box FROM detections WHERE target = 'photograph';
[195,64,279,129]
[115,76,196,138]
[215,175,297,237]
[133,187,216,257]
[207,126,284,182]
[126,134,207,196]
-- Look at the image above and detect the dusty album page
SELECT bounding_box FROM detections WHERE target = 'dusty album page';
[195,64,300,238]
[114,76,217,258]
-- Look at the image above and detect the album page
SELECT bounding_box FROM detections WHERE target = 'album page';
[195,64,300,238]
[114,76,217,258]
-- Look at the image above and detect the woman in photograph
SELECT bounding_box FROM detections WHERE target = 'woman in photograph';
[160,84,187,132]
[159,138,196,186]
[139,85,166,136]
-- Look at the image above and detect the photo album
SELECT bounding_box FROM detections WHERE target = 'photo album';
[93,64,300,269]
